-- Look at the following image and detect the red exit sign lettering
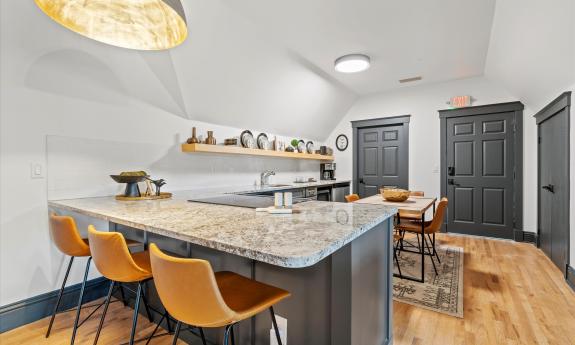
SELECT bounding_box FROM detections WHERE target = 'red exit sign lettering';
[450,95,472,108]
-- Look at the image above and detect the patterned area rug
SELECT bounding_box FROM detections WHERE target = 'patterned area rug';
[393,245,464,317]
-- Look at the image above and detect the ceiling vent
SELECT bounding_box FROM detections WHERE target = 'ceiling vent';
[399,76,422,83]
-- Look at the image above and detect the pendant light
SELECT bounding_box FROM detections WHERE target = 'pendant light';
[34,0,188,51]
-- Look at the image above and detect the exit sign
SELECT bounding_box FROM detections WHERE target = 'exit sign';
[449,95,472,108]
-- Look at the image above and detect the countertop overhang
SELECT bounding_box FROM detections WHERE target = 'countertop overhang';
[48,190,395,268]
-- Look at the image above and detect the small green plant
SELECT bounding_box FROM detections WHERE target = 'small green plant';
[290,139,299,148]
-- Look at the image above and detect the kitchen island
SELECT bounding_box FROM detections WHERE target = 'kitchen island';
[49,192,396,345]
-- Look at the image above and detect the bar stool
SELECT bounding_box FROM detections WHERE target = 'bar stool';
[47,214,93,345]
[88,226,159,345]
[149,243,291,345]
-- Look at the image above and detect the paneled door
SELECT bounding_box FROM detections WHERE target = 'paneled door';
[445,112,516,238]
[357,123,408,197]
[536,92,570,273]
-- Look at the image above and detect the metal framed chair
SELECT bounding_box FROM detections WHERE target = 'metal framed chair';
[395,198,448,275]
[149,243,291,345]
[345,194,360,202]
[88,226,163,345]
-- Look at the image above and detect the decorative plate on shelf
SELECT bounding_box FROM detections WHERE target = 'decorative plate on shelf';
[297,140,306,153]
[240,130,256,149]
[257,133,271,150]
[306,141,314,154]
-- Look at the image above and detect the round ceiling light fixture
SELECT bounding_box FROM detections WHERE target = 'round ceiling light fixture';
[334,54,371,73]
[34,0,188,51]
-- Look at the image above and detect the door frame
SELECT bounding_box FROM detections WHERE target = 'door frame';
[351,115,411,195]
[534,91,571,276]
[438,102,524,239]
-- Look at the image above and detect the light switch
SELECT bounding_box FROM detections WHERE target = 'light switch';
[31,162,45,179]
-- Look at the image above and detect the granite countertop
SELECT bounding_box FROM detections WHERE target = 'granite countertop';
[48,190,394,268]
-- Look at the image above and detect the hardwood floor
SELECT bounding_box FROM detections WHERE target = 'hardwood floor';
[394,234,575,345]
[1,234,574,345]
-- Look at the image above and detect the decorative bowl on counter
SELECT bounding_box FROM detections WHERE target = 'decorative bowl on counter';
[381,188,410,202]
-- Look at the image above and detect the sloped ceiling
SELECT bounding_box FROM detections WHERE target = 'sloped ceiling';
[15,0,500,141]
[484,0,575,111]
[221,0,497,95]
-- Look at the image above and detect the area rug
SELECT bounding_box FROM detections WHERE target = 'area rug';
[393,244,464,317]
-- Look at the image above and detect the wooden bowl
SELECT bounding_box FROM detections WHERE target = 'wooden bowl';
[381,188,410,202]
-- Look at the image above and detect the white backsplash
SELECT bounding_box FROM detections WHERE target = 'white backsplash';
[47,135,323,200]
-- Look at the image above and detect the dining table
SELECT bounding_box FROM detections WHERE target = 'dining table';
[355,194,437,282]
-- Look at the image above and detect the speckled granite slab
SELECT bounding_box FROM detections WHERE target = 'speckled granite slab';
[48,193,395,268]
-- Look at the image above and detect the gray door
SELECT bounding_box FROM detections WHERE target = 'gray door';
[538,107,569,271]
[445,112,515,238]
[357,124,408,197]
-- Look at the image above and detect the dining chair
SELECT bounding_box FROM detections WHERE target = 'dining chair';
[345,194,360,202]
[395,198,448,275]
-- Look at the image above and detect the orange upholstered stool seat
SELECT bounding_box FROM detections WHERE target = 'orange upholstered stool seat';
[88,226,155,345]
[150,243,290,344]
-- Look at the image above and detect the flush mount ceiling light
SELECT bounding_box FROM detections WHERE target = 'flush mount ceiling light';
[34,0,188,50]
[334,54,371,73]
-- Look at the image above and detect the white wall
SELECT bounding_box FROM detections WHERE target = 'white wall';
[326,76,519,207]
[484,0,575,267]
[0,1,330,306]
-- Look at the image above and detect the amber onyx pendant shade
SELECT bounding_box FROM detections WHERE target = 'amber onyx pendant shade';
[34,0,188,50]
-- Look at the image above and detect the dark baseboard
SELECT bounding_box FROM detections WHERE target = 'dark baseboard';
[567,265,575,292]
[513,230,537,244]
[0,277,109,333]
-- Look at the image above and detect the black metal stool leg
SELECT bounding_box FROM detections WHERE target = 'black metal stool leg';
[71,257,91,345]
[199,327,207,345]
[223,324,233,345]
[119,283,128,306]
[270,307,283,345]
[144,312,167,345]
[140,282,153,322]
[93,281,115,345]
[172,321,182,345]
[128,282,143,345]
[46,256,74,338]
[230,324,236,345]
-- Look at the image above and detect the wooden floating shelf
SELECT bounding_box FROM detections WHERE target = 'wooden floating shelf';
[181,143,334,161]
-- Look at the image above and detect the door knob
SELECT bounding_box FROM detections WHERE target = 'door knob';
[542,184,555,193]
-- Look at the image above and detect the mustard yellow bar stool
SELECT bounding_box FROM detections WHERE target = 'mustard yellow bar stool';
[47,214,94,345]
[88,226,158,345]
[149,243,291,345]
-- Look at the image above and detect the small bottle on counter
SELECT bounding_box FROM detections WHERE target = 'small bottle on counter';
[274,192,284,208]
[283,192,293,208]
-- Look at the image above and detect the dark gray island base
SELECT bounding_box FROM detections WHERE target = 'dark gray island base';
[49,195,395,345]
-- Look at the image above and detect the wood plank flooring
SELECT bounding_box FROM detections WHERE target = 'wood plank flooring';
[1,234,574,345]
